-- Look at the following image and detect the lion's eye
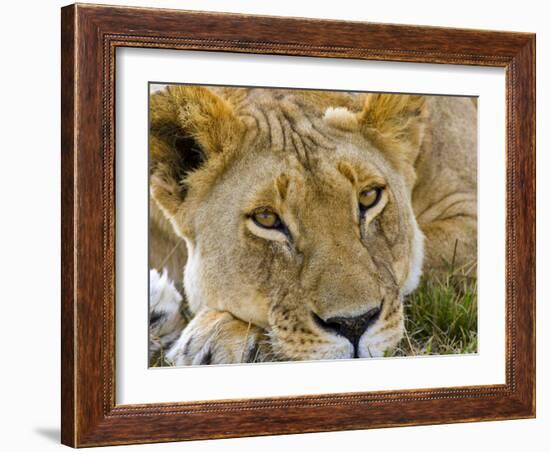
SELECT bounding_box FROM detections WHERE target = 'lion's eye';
[359,187,383,211]
[252,209,281,229]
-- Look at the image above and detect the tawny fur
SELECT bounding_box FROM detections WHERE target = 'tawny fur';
[148,86,477,365]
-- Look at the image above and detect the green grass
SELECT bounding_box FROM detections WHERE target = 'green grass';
[388,269,478,357]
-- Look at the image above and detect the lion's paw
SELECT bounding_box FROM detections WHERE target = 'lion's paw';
[166,308,271,365]
[149,269,186,357]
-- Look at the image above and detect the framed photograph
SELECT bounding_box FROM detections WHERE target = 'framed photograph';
[61,3,535,447]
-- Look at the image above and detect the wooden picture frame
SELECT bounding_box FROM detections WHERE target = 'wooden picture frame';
[61,3,535,447]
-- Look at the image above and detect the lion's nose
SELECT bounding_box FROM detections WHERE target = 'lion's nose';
[314,307,381,349]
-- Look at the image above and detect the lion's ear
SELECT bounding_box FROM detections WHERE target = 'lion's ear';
[356,94,427,167]
[149,86,243,217]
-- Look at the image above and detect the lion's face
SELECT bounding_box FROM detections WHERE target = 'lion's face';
[151,87,426,360]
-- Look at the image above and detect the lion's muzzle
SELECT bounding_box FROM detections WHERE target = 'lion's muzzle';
[313,306,382,357]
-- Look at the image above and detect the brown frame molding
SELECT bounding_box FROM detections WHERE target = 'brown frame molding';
[61,3,536,447]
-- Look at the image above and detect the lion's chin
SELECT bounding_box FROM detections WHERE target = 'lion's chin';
[279,346,388,361]
[355,346,386,359]
[269,327,403,361]
[270,335,353,362]
[356,330,404,359]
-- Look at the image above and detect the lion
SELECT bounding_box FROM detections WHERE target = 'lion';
[148,85,477,365]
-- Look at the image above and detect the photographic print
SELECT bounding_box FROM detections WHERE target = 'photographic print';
[148,84,477,367]
[61,5,535,445]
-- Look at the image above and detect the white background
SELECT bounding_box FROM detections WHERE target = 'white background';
[118,50,505,404]
[0,0,546,451]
